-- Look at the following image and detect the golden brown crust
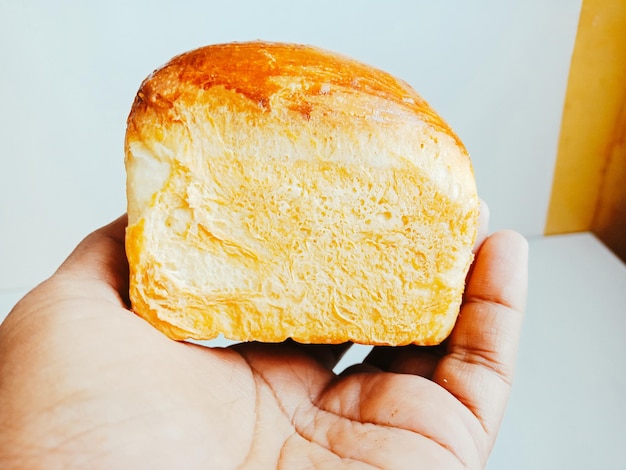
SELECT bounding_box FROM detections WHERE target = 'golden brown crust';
[129,42,465,149]
[125,41,478,346]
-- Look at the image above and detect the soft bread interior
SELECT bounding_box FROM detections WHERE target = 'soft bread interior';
[125,42,478,346]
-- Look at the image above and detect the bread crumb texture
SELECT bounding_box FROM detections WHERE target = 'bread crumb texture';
[125,41,478,346]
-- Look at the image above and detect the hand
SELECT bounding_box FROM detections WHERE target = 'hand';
[0,210,527,469]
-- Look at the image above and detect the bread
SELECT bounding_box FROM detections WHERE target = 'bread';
[125,41,478,346]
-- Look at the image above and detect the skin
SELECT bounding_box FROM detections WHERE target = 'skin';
[0,206,527,469]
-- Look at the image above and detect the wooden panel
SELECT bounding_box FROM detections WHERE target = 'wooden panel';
[592,99,626,261]
[545,0,626,235]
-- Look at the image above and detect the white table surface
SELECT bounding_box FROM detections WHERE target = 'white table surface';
[1,232,625,468]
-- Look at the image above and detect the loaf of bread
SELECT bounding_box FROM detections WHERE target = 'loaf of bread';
[125,41,478,346]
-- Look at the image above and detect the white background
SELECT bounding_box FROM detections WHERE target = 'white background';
[0,0,581,290]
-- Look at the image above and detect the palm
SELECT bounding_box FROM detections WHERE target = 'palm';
[0,215,527,469]
[226,342,486,469]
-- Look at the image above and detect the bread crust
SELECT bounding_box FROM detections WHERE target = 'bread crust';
[125,41,478,346]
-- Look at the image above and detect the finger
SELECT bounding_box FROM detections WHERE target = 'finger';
[364,343,446,377]
[55,214,130,306]
[281,340,354,370]
[434,230,528,445]
[364,344,446,379]
[474,198,490,253]
[338,361,381,376]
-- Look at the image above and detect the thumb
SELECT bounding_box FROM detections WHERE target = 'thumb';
[56,214,130,306]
